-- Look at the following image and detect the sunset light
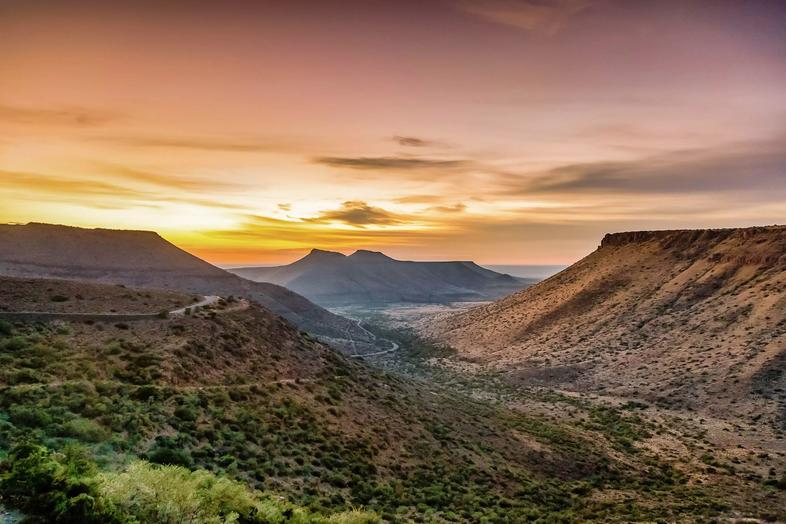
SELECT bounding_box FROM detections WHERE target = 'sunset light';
[2,0,785,264]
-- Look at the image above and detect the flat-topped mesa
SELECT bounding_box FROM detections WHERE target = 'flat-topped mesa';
[600,228,731,248]
[23,222,164,242]
[600,225,786,265]
[0,222,369,341]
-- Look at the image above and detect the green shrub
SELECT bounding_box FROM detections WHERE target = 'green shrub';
[147,446,194,468]
[0,444,380,524]
[9,405,52,428]
[1,335,29,352]
[0,320,13,336]
[59,418,109,443]
[0,442,104,523]
[174,404,199,422]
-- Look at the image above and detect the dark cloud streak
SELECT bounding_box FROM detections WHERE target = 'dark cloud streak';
[392,136,446,148]
[305,201,404,228]
[101,136,284,153]
[500,137,786,197]
[457,0,597,34]
[0,104,119,127]
[314,156,466,171]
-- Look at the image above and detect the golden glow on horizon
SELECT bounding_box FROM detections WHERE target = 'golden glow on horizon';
[2,1,785,265]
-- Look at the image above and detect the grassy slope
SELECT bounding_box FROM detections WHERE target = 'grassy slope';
[0,279,759,522]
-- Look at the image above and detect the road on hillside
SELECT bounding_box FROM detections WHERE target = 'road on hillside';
[0,295,245,321]
[170,295,221,315]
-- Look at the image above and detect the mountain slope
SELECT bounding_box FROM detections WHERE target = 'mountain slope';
[423,226,786,423]
[1,276,762,521]
[230,249,531,306]
[0,223,368,341]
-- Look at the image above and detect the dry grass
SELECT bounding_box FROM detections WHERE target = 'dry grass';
[424,227,786,426]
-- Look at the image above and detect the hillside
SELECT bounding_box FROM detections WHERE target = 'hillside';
[423,226,786,424]
[2,277,778,521]
[230,249,531,306]
[0,276,199,314]
[0,223,369,342]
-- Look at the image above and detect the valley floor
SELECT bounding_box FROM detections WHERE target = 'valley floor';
[342,302,786,520]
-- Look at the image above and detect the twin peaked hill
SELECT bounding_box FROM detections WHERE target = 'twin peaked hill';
[229,248,532,306]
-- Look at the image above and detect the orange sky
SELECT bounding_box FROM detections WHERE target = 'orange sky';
[2,0,785,264]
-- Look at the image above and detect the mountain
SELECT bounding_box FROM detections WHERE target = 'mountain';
[1,276,777,521]
[423,226,786,423]
[229,249,532,306]
[0,222,369,341]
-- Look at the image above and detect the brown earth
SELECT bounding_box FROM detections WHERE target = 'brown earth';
[422,226,786,427]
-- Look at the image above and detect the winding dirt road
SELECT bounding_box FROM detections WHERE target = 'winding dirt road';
[348,318,400,358]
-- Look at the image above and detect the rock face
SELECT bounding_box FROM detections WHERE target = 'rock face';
[229,249,532,306]
[0,223,369,341]
[423,226,786,422]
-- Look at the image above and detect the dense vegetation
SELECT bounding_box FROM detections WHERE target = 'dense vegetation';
[0,310,767,522]
[0,442,376,523]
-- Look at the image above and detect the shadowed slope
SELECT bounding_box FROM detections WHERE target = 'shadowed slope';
[231,249,531,306]
[0,223,368,341]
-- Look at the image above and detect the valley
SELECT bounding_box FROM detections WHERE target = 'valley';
[5,2,785,521]
[1,226,785,522]
[0,276,744,522]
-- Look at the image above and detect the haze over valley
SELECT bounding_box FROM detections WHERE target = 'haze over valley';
[229,249,532,306]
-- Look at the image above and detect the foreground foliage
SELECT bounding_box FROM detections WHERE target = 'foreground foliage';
[0,442,377,523]
[0,314,760,522]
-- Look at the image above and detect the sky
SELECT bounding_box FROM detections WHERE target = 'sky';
[1,0,785,265]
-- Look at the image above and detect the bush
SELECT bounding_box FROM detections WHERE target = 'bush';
[147,446,194,468]
[9,406,52,428]
[0,444,380,524]
[50,295,69,302]
[59,418,110,443]
[0,442,104,523]
[1,335,30,352]
[99,461,269,523]
[98,462,380,524]
[0,319,13,336]
[174,404,198,422]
